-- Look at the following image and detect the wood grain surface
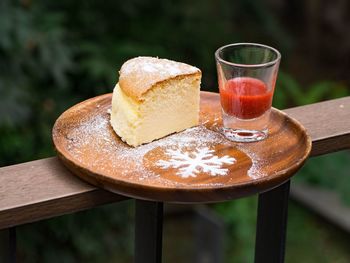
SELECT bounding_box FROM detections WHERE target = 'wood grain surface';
[284,96,350,156]
[0,157,126,229]
[52,92,311,203]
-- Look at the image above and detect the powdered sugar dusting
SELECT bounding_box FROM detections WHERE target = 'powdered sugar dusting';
[57,100,278,191]
[62,107,239,187]
[156,147,236,178]
[121,56,199,77]
[236,144,268,179]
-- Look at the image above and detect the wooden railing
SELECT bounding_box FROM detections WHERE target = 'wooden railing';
[1,96,349,263]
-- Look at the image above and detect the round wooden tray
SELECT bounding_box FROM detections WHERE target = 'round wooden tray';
[52,92,311,203]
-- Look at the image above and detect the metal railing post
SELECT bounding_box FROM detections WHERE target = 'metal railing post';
[254,181,290,263]
[135,200,163,263]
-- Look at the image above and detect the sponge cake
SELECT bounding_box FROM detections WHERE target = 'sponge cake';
[110,57,201,147]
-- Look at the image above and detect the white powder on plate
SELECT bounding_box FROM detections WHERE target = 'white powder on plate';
[63,109,236,186]
[61,106,268,188]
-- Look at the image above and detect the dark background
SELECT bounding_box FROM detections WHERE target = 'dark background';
[1,0,350,262]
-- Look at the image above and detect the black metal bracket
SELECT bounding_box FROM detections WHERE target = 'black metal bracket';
[254,180,290,263]
[1,227,16,263]
[9,227,16,263]
[135,200,164,263]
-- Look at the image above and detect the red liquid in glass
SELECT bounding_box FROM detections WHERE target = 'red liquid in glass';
[220,77,273,119]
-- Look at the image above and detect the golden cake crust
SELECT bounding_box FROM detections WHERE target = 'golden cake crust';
[119,56,201,101]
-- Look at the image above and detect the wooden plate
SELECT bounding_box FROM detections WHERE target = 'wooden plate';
[52,92,311,203]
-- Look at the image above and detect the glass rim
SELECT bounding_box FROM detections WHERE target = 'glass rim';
[215,43,281,68]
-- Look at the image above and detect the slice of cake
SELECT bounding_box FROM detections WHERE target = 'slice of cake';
[110,56,201,147]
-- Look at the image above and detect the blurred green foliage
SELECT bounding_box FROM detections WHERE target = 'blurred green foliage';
[214,200,350,263]
[18,202,134,263]
[274,71,349,109]
[1,0,349,262]
[215,197,257,263]
[295,152,350,206]
[0,0,289,166]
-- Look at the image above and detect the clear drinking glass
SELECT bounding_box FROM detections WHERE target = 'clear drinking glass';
[215,43,281,142]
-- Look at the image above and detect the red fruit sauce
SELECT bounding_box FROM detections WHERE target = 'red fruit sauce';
[220,77,273,119]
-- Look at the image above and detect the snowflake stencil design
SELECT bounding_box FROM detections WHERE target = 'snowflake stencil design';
[156,147,236,178]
